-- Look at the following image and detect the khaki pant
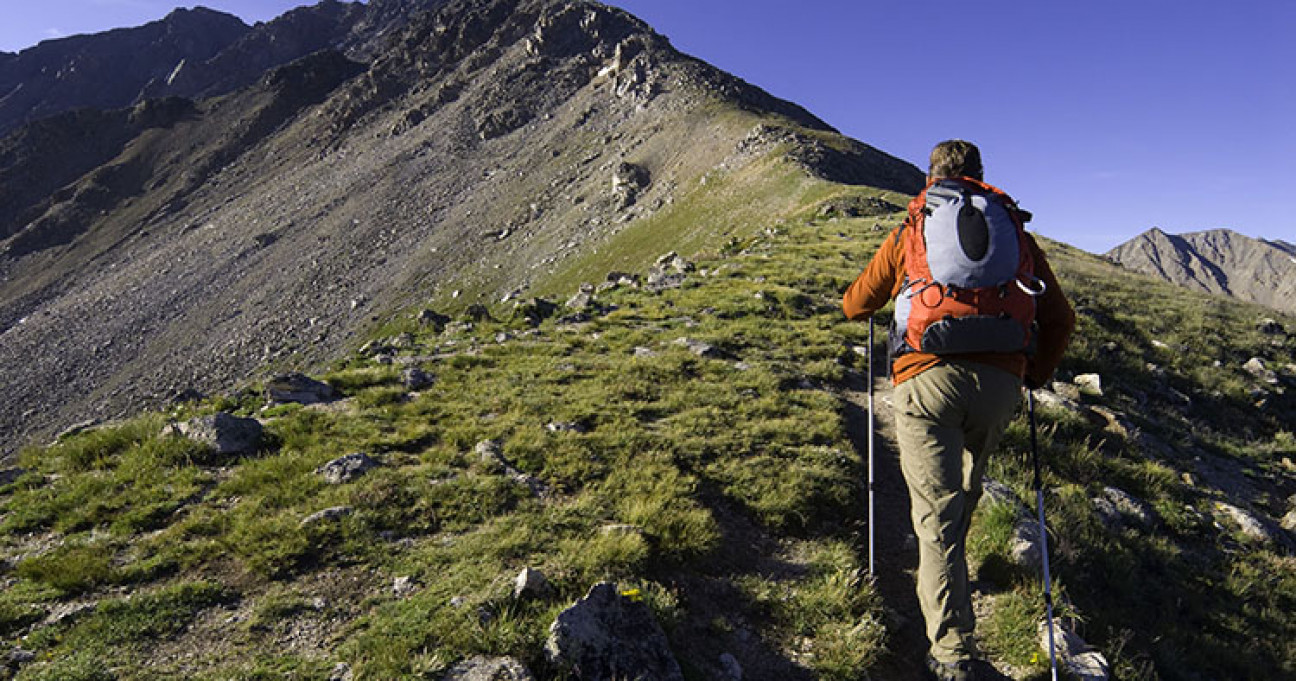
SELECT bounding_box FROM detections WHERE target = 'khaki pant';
[893,361,1022,663]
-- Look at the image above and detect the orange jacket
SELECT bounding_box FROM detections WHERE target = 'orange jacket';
[842,196,1075,387]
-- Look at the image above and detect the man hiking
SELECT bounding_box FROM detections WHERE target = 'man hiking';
[842,140,1075,680]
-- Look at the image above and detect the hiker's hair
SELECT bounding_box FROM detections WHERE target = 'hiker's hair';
[929,140,983,180]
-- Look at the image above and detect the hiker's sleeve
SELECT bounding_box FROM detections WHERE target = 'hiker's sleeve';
[842,227,902,320]
[1025,236,1076,389]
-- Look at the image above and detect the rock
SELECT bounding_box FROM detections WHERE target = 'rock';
[475,439,506,466]
[442,656,535,681]
[0,468,26,486]
[401,367,436,391]
[981,477,1019,507]
[7,647,35,666]
[416,309,450,331]
[545,582,684,681]
[1099,487,1156,528]
[317,453,378,485]
[328,662,353,681]
[545,421,588,434]
[266,373,337,405]
[1074,373,1103,397]
[1214,502,1283,545]
[1033,388,1083,414]
[462,304,494,322]
[632,346,658,358]
[393,576,418,598]
[718,652,743,681]
[566,291,594,311]
[168,412,263,456]
[1258,318,1286,335]
[674,337,723,359]
[1041,620,1110,681]
[301,506,353,527]
[1243,357,1279,385]
[654,251,694,274]
[1282,506,1296,533]
[514,567,550,600]
[512,297,559,326]
[1010,516,1043,570]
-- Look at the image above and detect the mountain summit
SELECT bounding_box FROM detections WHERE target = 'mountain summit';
[1106,227,1296,314]
[0,0,921,456]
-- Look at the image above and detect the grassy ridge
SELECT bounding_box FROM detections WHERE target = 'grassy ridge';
[1,155,1293,679]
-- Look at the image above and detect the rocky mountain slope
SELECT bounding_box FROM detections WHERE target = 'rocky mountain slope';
[1107,227,1296,315]
[0,0,921,458]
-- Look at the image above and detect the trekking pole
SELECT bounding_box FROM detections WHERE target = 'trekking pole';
[1029,390,1060,681]
[867,318,876,576]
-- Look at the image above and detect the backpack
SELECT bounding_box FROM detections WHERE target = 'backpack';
[891,177,1045,357]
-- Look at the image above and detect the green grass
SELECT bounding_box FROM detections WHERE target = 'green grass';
[1,142,1293,680]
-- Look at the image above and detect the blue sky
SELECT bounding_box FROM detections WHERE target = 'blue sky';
[3,0,1293,252]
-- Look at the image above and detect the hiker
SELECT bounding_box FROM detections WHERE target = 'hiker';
[842,140,1075,680]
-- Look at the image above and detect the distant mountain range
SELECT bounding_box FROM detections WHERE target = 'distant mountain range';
[1107,227,1296,315]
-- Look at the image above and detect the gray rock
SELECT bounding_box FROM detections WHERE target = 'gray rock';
[442,656,535,681]
[514,567,550,600]
[393,576,418,598]
[632,346,658,358]
[718,652,743,681]
[168,412,263,456]
[1010,517,1043,571]
[981,477,1019,507]
[301,506,353,527]
[402,367,436,391]
[674,337,723,359]
[476,439,506,466]
[0,468,25,486]
[329,662,353,681]
[317,453,379,485]
[545,582,684,681]
[1098,486,1156,528]
[1214,502,1284,545]
[7,647,35,666]
[566,291,594,311]
[1074,373,1103,397]
[545,421,588,434]
[1243,357,1279,385]
[416,309,450,331]
[1258,318,1286,335]
[266,373,337,405]
[1040,619,1109,681]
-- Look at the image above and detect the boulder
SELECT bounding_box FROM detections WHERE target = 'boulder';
[514,567,550,600]
[1041,620,1110,681]
[301,506,352,527]
[443,656,535,681]
[0,468,26,486]
[1074,374,1103,397]
[402,367,436,391]
[168,412,263,456]
[416,308,450,331]
[317,453,378,485]
[1243,357,1279,385]
[545,582,684,681]
[265,373,336,405]
[1214,502,1284,545]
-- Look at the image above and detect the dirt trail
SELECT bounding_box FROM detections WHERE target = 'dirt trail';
[840,363,931,681]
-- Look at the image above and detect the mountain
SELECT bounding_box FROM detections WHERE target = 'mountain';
[1107,227,1296,315]
[0,0,921,459]
[0,2,1293,680]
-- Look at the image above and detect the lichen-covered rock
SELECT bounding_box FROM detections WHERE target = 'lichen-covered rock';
[546,582,684,681]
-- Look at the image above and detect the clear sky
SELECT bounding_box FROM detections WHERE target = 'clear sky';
[3,0,1293,253]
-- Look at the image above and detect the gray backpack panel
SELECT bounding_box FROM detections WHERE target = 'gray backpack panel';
[922,181,1019,289]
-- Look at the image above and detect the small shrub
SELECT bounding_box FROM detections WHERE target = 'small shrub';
[18,543,114,595]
